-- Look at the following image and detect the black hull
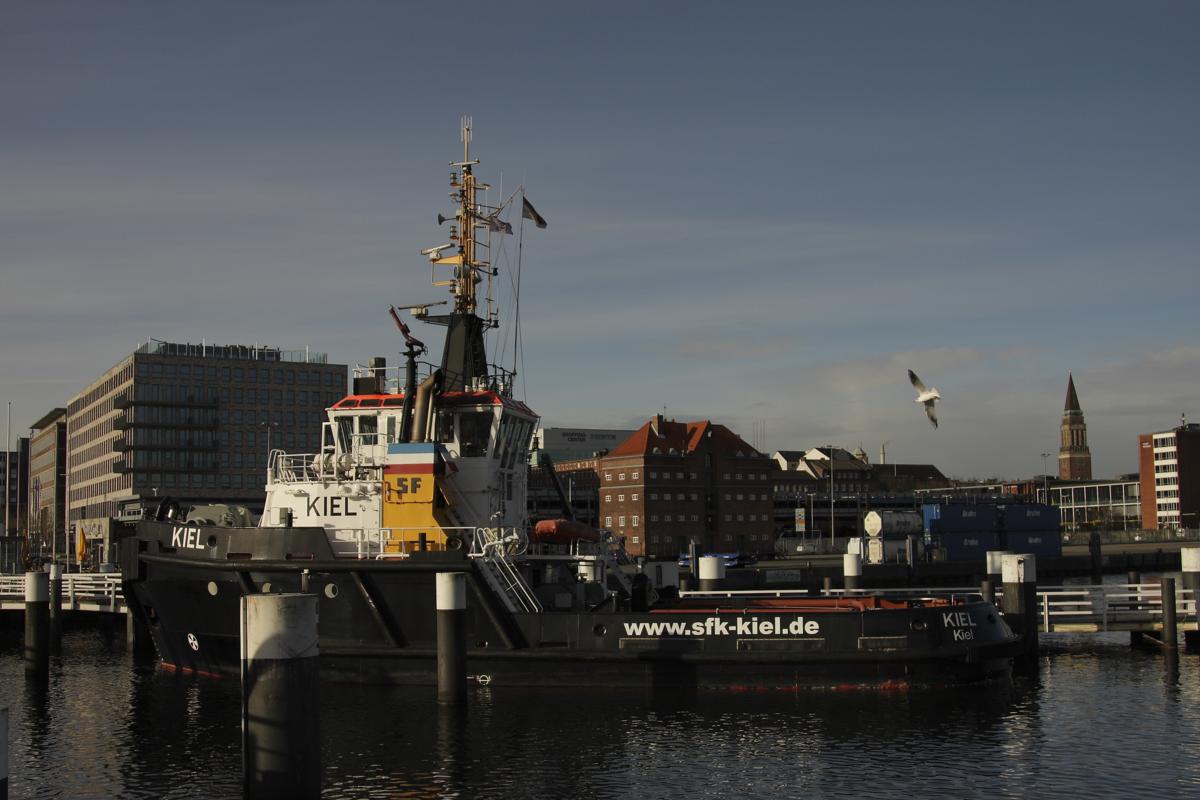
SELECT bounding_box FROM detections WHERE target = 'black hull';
[121,522,1018,690]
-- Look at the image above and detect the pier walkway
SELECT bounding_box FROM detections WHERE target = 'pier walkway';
[0,573,127,614]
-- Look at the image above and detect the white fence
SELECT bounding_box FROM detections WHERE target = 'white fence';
[681,583,1198,634]
[0,573,126,613]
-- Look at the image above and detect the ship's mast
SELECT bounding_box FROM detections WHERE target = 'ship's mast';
[419,117,495,392]
[453,119,480,315]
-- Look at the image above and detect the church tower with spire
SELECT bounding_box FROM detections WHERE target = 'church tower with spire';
[1059,373,1092,480]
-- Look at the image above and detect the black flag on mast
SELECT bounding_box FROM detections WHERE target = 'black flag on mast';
[521,197,548,229]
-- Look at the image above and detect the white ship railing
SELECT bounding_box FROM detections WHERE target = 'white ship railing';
[331,526,481,559]
[269,450,325,483]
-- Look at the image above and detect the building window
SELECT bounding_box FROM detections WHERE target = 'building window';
[632,516,639,528]
[604,473,611,481]
[619,473,626,481]
[618,494,625,502]
[619,515,626,527]
[631,536,640,544]
[632,472,639,480]
[649,471,657,479]
[724,514,732,522]
[691,514,698,522]
[650,493,658,500]
[651,515,659,522]
[605,516,612,527]
[632,493,639,501]
[723,473,730,480]
[605,494,611,502]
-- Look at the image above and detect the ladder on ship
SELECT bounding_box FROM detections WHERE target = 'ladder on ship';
[473,529,542,613]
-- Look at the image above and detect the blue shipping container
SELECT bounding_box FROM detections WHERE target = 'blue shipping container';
[1005,530,1062,559]
[1000,504,1061,533]
[939,530,999,561]
[927,503,998,534]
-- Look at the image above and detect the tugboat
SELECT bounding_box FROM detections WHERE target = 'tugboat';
[120,122,1018,689]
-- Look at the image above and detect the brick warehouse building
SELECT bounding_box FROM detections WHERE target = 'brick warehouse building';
[598,415,775,558]
[66,339,346,535]
[1138,422,1200,530]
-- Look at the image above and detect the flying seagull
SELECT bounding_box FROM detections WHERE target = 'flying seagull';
[908,369,942,429]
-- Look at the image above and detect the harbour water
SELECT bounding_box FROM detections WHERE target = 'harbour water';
[2,628,1198,799]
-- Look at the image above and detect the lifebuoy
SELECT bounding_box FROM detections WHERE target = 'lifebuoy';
[444,535,464,551]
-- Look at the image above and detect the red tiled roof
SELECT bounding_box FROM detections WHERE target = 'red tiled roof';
[608,416,760,458]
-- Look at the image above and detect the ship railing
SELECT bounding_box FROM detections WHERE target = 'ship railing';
[334,526,481,559]
[269,450,322,483]
[352,360,519,397]
[680,586,987,605]
[269,448,373,483]
[469,526,527,558]
[351,361,438,395]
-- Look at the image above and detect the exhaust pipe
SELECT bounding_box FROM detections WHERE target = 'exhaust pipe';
[409,370,443,443]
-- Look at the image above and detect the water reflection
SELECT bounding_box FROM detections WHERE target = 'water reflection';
[1,628,1198,799]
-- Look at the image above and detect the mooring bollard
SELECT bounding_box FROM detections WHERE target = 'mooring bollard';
[48,564,63,618]
[1182,547,1200,653]
[843,553,861,592]
[2,705,8,800]
[822,575,834,595]
[25,571,49,677]
[241,593,320,800]
[1088,532,1103,584]
[436,572,467,704]
[1001,554,1038,672]
[980,579,995,605]
[985,551,1009,586]
[698,556,725,592]
[1161,576,1178,651]
[48,564,63,651]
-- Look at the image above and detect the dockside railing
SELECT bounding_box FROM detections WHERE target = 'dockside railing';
[679,583,1198,634]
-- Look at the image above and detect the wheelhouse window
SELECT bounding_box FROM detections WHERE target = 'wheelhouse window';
[359,414,378,444]
[459,411,492,458]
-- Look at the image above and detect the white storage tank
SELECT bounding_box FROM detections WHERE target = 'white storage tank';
[863,510,924,539]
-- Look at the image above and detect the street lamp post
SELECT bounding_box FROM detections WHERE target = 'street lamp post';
[261,420,279,472]
[828,446,835,553]
[1040,452,1052,505]
[5,400,10,536]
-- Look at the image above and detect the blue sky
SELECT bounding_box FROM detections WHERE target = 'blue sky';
[2,1,1197,478]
